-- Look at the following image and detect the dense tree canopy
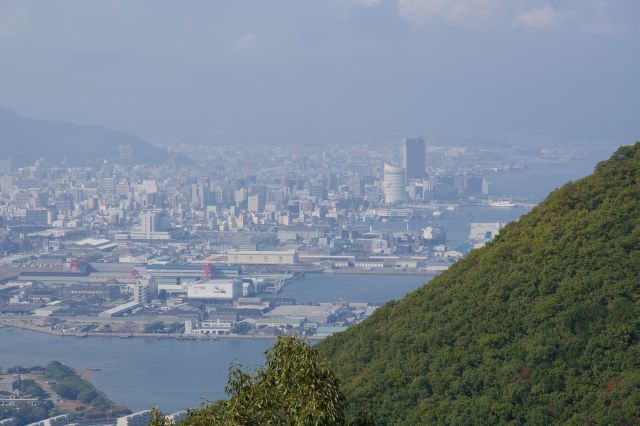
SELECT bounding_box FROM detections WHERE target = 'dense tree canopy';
[318,143,640,424]
[151,336,375,425]
[44,361,130,417]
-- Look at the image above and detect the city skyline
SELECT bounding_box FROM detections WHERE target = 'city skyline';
[0,2,638,424]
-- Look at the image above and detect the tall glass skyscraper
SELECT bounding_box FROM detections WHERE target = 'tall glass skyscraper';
[402,137,426,181]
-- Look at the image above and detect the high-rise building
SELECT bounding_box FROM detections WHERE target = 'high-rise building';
[132,275,157,304]
[453,175,489,195]
[140,210,169,233]
[402,137,426,181]
[247,194,264,213]
[466,176,487,195]
[482,179,490,195]
[191,182,209,209]
[422,179,433,202]
[383,164,407,204]
[0,159,11,175]
[327,173,338,191]
[102,177,115,193]
[310,182,326,199]
[250,184,266,199]
[0,176,13,194]
[234,188,247,205]
[130,210,173,240]
[348,175,365,198]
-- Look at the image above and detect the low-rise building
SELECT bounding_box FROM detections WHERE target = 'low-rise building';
[185,314,238,335]
[353,261,384,269]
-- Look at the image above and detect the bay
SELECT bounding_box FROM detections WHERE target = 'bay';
[1,274,428,413]
[1,327,271,413]
[271,272,430,304]
[0,152,612,414]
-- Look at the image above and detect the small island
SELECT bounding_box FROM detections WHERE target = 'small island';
[0,361,130,426]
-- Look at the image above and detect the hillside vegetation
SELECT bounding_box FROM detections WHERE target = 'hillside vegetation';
[44,361,131,419]
[318,143,640,424]
[149,336,376,425]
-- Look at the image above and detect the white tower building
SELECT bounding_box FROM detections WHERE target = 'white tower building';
[383,164,407,204]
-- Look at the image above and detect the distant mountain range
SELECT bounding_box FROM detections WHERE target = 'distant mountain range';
[0,106,188,166]
[319,142,640,424]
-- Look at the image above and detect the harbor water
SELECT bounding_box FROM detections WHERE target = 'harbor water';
[0,273,429,413]
[0,151,611,413]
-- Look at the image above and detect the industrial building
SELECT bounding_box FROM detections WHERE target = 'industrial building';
[145,264,240,285]
[187,279,243,300]
[276,227,327,243]
[266,303,341,324]
[227,250,297,265]
[469,223,504,242]
[98,301,140,318]
[60,284,119,299]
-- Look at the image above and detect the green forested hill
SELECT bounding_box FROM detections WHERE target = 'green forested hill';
[318,143,640,425]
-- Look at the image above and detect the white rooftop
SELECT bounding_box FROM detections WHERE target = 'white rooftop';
[74,238,111,246]
[268,303,339,318]
[98,301,140,316]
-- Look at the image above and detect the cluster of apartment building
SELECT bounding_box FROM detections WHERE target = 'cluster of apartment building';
[0,140,521,340]
[0,139,503,262]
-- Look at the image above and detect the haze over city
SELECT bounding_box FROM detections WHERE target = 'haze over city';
[1,2,639,426]
[1,0,639,146]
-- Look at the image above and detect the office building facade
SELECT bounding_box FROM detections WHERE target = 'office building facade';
[402,137,426,181]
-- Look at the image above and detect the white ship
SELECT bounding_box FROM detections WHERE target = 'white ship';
[490,200,516,208]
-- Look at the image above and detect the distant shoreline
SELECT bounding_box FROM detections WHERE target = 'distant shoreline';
[0,320,324,341]
[323,269,439,276]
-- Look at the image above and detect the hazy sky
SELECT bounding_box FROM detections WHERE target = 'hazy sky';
[0,0,638,146]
